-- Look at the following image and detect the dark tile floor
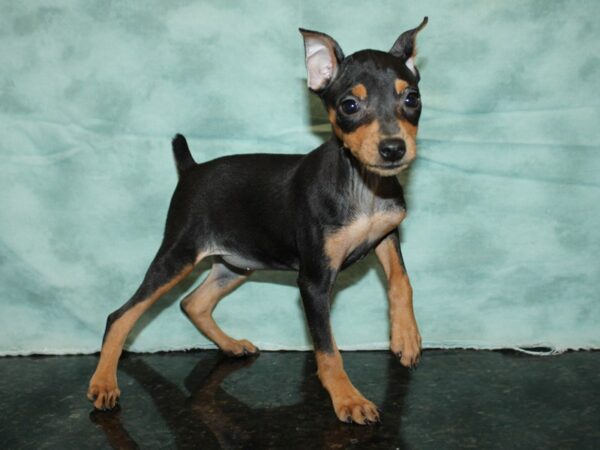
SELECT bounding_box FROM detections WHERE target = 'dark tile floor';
[0,350,598,449]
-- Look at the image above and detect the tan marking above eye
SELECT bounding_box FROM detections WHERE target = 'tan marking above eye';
[395,79,409,95]
[351,83,367,99]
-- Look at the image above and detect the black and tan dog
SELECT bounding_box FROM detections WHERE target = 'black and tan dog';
[88,18,428,425]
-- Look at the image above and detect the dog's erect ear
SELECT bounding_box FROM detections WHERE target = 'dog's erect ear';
[299,28,344,92]
[389,17,428,76]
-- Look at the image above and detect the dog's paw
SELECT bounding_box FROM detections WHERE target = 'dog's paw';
[391,327,422,368]
[87,380,121,410]
[221,338,259,357]
[333,394,380,425]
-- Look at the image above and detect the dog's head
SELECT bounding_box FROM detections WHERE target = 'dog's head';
[300,18,427,176]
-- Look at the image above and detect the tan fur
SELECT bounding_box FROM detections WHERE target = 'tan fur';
[400,120,417,140]
[341,120,381,167]
[316,350,379,424]
[394,79,408,95]
[324,210,406,269]
[351,83,367,99]
[397,120,418,165]
[389,79,419,166]
[326,91,382,167]
[327,84,419,173]
[375,238,421,367]
[181,266,256,356]
[88,261,196,409]
[328,107,343,140]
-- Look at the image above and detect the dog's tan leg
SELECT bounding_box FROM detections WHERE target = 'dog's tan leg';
[181,261,257,356]
[298,264,379,424]
[88,249,202,410]
[375,232,421,367]
[316,348,379,424]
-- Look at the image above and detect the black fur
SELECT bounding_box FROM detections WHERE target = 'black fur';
[172,133,196,176]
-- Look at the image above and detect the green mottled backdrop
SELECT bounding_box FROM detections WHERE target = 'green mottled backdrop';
[1,1,598,355]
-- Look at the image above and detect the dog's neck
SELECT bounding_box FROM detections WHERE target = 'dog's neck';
[330,137,405,214]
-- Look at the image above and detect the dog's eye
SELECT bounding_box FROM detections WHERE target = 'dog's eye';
[340,98,359,115]
[404,92,420,108]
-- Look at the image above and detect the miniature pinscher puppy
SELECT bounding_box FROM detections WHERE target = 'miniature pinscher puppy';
[88,17,428,425]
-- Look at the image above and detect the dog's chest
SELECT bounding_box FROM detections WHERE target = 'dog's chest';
[324,208,406,269]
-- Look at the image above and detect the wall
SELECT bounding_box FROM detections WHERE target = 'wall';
[1,0,598,354]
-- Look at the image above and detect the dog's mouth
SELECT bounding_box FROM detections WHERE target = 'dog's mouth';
[366,162,410,176]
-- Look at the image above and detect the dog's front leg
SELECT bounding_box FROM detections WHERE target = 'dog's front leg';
[375,230,421,367]
[298,268,380,424]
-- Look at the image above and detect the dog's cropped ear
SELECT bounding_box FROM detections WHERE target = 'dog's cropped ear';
[389,17,428,76]
[299,28,344,92]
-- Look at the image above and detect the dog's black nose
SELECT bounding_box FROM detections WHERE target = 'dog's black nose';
[378,139,406,162]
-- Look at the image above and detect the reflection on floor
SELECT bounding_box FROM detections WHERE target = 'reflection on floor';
[0,350,598,449]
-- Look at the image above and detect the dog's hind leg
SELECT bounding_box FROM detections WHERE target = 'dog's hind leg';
[181,260,257,356]
[88,240,205,410]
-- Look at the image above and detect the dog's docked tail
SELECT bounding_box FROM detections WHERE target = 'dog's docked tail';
[172,134,196,176]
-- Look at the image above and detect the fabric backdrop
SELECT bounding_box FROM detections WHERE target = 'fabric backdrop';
[1,0,599,355]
